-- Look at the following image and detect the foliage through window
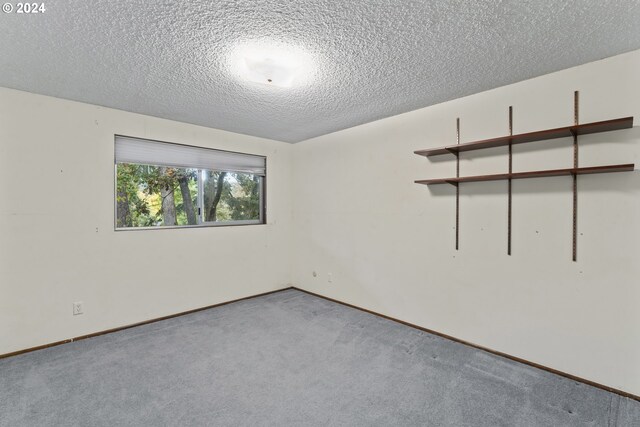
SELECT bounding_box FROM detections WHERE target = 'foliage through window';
[115,136,265,229]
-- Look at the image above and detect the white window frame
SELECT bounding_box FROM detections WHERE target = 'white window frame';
[114,135,266,231]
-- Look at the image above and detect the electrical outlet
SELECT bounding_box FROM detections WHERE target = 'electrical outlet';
[327,273,333,283]
[72,301,83,316]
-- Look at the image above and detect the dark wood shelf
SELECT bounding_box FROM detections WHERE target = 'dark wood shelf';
[415,163,635,186]
[414,91,631,261]
[414,117,633,157]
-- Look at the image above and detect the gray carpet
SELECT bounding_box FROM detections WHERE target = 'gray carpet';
[1,289,638,426]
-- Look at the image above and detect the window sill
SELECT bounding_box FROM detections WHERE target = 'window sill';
[114,220,264,231]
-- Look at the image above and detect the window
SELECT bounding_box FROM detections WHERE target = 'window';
[115,136,265,229]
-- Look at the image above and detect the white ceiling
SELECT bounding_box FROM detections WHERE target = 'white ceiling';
[2,1,640,143]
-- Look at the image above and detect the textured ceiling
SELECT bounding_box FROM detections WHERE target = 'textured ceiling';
[2,1,640,143]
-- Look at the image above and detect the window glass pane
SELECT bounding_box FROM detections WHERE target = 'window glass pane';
[202,171,261,223]
[116,163,198,228]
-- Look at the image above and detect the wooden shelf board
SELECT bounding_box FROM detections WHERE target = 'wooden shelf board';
[414,117,633,157]
[415,164,635,186]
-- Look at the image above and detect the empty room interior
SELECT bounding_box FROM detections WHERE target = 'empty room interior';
[2,1,640,426]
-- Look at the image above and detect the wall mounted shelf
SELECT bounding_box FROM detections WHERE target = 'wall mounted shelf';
[415,164,634,186]
[414,117,633,157]
[414,91,635,261]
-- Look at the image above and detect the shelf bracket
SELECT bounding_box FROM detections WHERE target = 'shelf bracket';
[508,106,513,256]
[573,91,579,262]
[455,118,460,251]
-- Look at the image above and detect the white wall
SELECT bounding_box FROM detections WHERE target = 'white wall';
[0,87,293,355]
[291,50,640,395]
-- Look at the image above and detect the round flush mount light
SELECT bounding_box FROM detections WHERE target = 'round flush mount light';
[228,41,315,88]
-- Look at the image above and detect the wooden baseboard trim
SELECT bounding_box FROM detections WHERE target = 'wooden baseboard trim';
[292,287,640,402]
[0,287,293,360]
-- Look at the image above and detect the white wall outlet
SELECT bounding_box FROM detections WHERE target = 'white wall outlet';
[327,273,333,283]
[72,301,83,316]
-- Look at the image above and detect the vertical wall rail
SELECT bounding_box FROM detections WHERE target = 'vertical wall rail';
[572,91,579,261]
[455,118,460,250]
[508,106,513,256]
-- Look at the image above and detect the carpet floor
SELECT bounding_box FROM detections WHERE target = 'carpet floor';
[1,289,638,426]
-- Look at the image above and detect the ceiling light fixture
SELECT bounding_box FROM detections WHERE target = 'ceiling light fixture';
[243,55,299,87]
[228,42,314,89]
